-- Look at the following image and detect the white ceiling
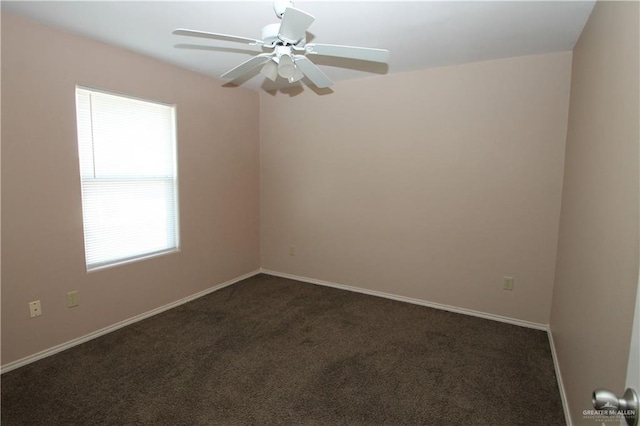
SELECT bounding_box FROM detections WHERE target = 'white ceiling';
[2,1,595,92]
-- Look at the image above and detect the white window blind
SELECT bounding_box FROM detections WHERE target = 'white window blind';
[75,87,179,271]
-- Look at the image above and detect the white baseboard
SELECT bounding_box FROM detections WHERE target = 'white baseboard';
[1,269,261,374]
[547,327,572,426]
[259,268,548,331]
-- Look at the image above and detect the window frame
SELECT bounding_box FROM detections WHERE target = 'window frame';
[75,85,181,272]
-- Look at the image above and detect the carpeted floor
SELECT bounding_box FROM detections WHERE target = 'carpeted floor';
[1,274,565,425]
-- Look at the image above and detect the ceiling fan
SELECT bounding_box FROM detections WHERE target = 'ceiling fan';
[172,1,390,89]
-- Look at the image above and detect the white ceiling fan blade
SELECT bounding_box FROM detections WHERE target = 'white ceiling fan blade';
[278,8,315,44]
[221,54,273,79]
[173,29,264,46]
[305,44,389,63]
[293,56,333,88]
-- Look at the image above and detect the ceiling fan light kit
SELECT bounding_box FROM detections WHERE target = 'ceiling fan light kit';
[172,1,390,90]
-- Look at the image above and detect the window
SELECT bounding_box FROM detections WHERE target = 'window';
[75,87,179,271]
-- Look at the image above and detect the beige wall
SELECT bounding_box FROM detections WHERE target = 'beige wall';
[549,1,640,423]
[260,52,572,325]
[1,14,260,366]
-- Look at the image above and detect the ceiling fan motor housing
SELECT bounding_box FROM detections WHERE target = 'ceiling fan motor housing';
[262,23,305,47]
[261,23,281,47]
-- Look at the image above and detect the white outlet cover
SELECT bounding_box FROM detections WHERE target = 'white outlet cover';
[29,300,42,317]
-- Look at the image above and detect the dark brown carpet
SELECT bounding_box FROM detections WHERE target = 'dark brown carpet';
[1,274,565,425]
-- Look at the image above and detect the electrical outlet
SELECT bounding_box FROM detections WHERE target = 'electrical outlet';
[503,277,514,291]
[29,300,42,318]
[289,245,296,256]
[67,291,79,308]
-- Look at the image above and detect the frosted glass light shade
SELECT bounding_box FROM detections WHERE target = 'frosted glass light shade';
[288,67,304,83]
[261,59,279,81]
[277,55,296,79]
